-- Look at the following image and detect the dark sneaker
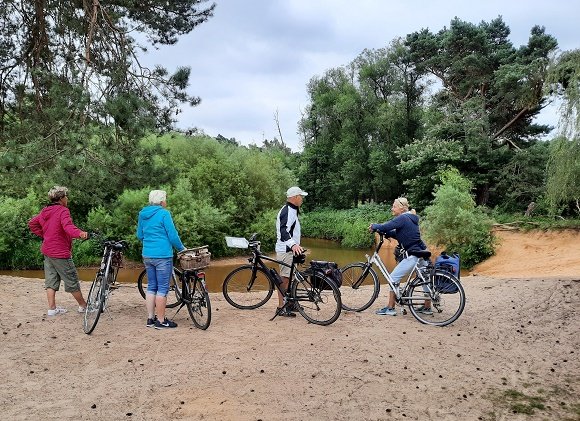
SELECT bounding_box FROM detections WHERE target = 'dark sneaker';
[288,302,302,312]
[146,316,157,328]
[154,318,177,329]
[276,307,296,318]
[416,305,433,315]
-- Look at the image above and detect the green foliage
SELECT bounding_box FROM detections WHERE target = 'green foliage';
[0,191,42,269]
[0,1,215,217]
[301,204,389,248]
[403,18,557,207]
[545,137,580,215]
[248,210,279,252]
[491,141,549,212]
[422,169,496,267]
[546,49,580,137]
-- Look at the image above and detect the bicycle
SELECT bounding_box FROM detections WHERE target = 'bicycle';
[83,236,128,334]
[138,247,212,330]
[340,232,465,326]
[137,267,182,309]
[222,234,342,326]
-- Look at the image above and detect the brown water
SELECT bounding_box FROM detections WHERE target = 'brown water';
[0,238,400,293]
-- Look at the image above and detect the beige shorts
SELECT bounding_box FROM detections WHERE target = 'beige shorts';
[276,252,294,278]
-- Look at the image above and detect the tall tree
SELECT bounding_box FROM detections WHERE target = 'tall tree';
[0,0,215,211]
[402,17,557,207]
[546,49,580,138]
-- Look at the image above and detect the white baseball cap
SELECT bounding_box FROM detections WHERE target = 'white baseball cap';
[286,186,308,197]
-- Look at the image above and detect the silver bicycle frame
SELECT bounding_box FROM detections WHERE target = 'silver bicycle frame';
[365,250,427,301]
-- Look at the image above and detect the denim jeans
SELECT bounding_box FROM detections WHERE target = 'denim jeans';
[390,255,419,286]
[143,257,173,297]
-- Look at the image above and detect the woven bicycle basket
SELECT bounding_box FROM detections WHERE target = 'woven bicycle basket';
[178,246,211,270]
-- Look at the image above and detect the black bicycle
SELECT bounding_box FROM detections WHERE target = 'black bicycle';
[222,234,342,326]
[136,247,212,330]
[83,237,128,334]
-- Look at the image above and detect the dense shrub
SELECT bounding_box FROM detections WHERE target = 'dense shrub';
[0,191,43,269]
[422,168,496,268]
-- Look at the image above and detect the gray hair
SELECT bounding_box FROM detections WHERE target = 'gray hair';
[149,190,167,205]
[48,186,68,202]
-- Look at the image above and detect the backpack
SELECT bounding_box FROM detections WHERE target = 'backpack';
[434,252,460,294]
[307,261,342,290]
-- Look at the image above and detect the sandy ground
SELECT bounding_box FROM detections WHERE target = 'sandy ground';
[0,230,579,420]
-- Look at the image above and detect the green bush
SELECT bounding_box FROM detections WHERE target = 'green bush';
[422,168,496,267]
[0,191,43,269]
[301,204,389,248]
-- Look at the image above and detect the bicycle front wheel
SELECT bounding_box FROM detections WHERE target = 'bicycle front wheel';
[340,263,380,312]
[222,265,274,309]
[186,277,212,330]
[407,271,465,327]
[137,268,182,308]
[83,274,105,334]
[292,273,342,326]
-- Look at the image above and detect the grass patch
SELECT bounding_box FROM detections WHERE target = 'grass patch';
[503,389,546,414]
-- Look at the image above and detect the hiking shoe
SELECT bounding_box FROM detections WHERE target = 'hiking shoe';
[77,306,86,313]
[276,307,296,318]
[146,316,158,328]
[47,307,67,316]
[154,318,177,329]
[416,305,433,315]
[375,306,397,316]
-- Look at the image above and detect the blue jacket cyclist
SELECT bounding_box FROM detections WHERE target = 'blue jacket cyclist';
[369,197,431,317]
[137,190,185,329]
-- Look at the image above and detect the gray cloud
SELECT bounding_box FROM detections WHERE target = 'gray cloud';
[139,0,578,150]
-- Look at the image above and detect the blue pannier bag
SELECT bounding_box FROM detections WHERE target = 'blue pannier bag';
[434,252,460,293]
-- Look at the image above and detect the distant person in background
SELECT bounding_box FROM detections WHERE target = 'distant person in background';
[137,190,186,329]
[369,197,431,316]
[28,186,88,316]
[274,186,308,317]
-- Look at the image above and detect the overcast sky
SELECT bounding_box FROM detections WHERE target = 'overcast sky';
[140,0,579,151]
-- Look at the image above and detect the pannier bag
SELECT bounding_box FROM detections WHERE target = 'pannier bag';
[307,261,342,290]
[434,252,460,293]
[178,246,211,270]
[435,252,460,279]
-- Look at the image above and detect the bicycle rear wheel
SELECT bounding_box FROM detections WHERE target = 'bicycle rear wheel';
[83,274,105,334]
[407,271,465,327]
[292,273,342,326]
[137,268,182,308]
[340,263,380,312]
[186,276,212,330]
[222,265,274,309]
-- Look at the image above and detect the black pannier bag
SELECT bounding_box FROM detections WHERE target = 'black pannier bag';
[306,260,342,290]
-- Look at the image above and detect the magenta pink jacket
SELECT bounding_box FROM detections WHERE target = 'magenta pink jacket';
[28,204,83,258]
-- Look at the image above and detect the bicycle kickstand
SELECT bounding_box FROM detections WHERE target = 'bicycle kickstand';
[269,306,284,321]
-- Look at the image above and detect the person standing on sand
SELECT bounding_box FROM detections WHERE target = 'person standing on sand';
[136,190,186,329]
[28,186,89,316]
[274,186,308,317]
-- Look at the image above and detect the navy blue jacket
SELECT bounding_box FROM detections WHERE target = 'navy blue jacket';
[370,212,426,252]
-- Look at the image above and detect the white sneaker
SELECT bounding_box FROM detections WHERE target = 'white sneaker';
[47,307,67,316]
[78,306,86,313]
